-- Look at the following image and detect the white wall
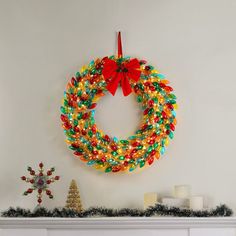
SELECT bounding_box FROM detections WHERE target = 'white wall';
[0,0,236,212]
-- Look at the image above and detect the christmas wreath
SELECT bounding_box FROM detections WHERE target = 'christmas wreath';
[60,33,177,173]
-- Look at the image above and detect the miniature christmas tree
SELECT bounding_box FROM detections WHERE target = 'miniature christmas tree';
[65,179,83,212]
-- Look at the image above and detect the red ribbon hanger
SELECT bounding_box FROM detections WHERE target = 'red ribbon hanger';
[117,31,123,58]
[102,32,141,96]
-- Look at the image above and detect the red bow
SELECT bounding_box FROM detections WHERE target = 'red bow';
[102,58,141,96]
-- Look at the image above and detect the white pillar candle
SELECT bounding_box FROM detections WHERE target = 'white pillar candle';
[144,192,158,209]
[190,196,204,210]
[162,197,189,208]
[174,185,191,198]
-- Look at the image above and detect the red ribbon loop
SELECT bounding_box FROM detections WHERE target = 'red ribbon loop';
[118,31,123,58]
[102,32,141,96]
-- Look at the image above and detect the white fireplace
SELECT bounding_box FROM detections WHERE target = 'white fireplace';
[1,217,236,236]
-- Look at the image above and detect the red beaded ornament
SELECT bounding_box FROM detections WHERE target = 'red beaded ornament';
[21,162,60,204]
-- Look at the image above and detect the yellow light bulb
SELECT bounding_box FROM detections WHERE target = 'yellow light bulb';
[173,104,178,109]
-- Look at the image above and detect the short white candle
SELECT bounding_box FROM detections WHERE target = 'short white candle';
[174,185,191,198]
[162,197,189,208]
[190,196,204,210]
[144,192,158,209]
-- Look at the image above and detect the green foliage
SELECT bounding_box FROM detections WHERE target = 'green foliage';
[1,204,233,218]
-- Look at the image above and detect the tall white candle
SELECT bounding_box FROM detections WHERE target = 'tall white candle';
[190,196,204,210]
[144,192,158,209]
[174,185,191,198]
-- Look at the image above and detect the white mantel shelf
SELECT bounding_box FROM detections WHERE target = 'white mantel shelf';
[1,217,236,229]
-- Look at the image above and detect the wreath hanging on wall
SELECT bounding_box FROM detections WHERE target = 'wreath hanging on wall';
[60,32,177,173]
